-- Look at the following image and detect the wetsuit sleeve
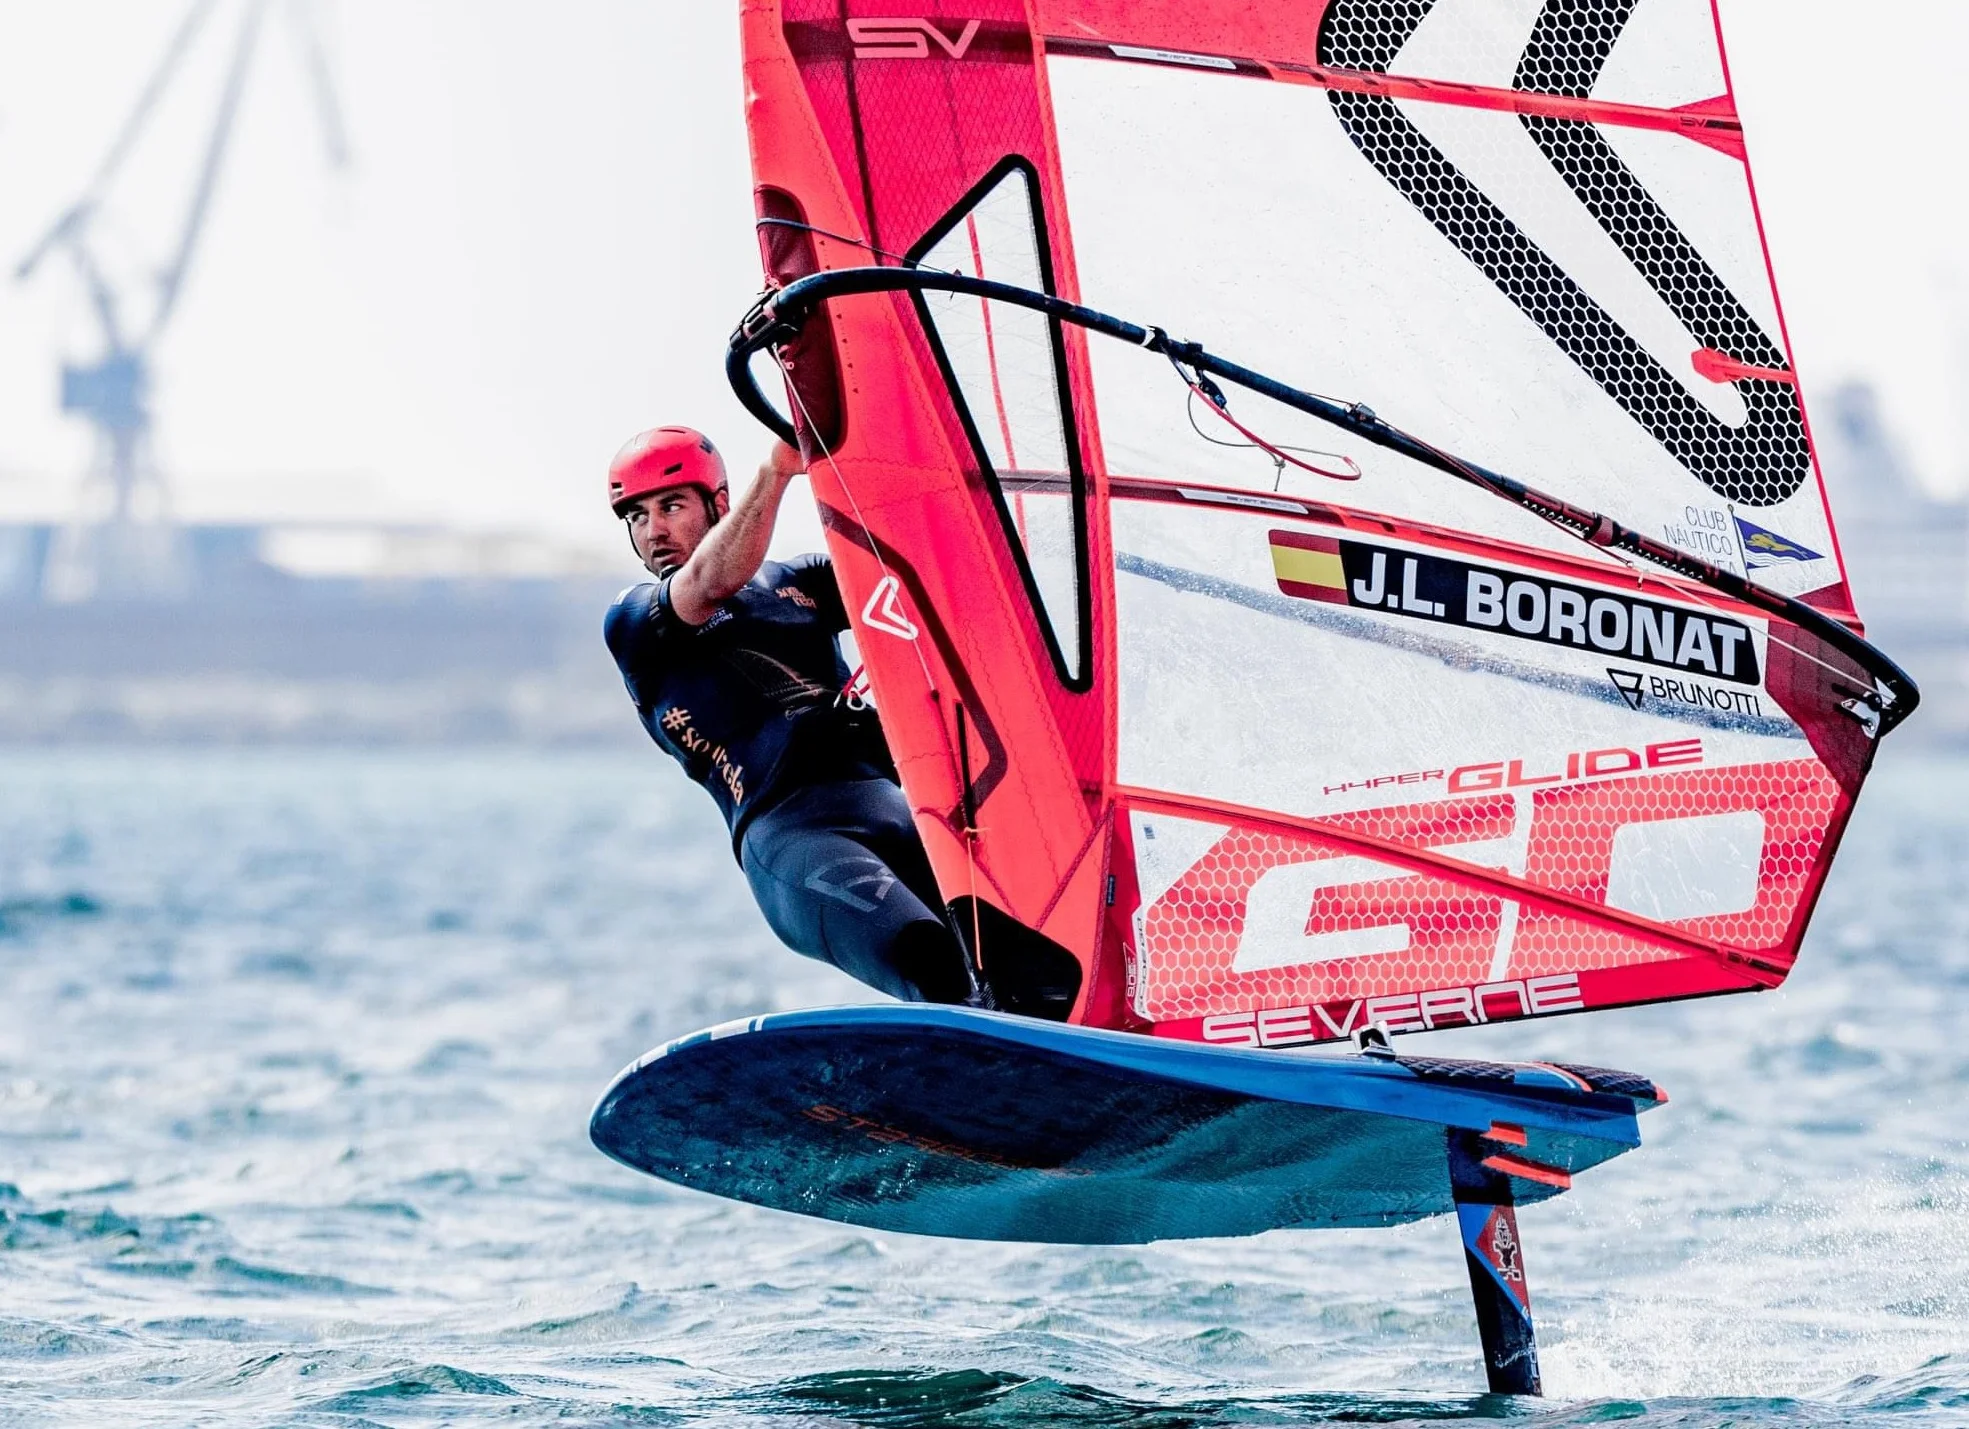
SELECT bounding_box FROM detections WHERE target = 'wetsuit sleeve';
[783,553,850,635]
[602,581,678,673]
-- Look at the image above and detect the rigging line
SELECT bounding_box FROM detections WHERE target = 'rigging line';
[1359,397,1863,690]
[1583,534,1873,703]
[777,350,983,882]
[772,350,1020,937]
[836,662,871,710]
[753,216,920,269]
[1388,417,1871,696]
[956,702,987,975]
[1157,336,1362,482]
[1568,507,1892,705]
[966,840,986,982]
[1214,347,1829,656]
[1165,347,1361,483]
[1160,322,1910,726]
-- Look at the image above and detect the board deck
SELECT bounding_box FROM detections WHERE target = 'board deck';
[589,1006,1664,1244]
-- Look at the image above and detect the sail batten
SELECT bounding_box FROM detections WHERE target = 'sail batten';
[1042,38,1746,155]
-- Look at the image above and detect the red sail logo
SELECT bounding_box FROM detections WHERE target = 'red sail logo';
[847,18,983,60]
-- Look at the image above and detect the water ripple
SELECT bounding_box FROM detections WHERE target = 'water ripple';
[2,747,1967,1426]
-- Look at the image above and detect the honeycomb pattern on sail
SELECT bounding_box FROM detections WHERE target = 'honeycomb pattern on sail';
[1315,0,1810,508]
[1137,794,1515,1020]
[1515,0,1642,98]
[1318,0,1433,71]
[1133,760,1843,1025]
[1509,760,1842,978]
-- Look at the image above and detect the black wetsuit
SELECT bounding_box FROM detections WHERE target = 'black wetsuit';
[604,556,971,1003]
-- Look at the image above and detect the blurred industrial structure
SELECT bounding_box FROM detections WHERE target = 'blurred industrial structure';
[0,1,645,744]
[12,0,347,604]
[0,520,632,742]
[1817,381,1969,745]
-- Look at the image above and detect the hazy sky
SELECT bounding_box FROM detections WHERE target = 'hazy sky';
[1,1,1964,558]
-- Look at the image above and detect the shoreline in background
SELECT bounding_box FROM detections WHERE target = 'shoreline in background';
[0,674,646,746]
[2,519,646,744]
[5,378,1967,748]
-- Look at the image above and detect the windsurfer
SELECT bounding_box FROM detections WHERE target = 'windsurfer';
[602,426,984,1006]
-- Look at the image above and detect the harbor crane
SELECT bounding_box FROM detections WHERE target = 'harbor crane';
[13,0,347,599]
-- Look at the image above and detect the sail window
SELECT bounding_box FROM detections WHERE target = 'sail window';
[911,160,1089,687]
[1605,810,1765,922]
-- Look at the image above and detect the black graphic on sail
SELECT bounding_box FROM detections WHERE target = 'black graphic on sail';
[1317,0,1809,507]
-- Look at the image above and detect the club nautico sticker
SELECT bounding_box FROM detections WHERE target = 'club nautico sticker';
[1733,515,1824,569]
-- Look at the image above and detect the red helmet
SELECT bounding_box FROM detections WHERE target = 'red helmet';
[607,426,728,515]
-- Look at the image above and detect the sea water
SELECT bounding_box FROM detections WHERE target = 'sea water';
[1,745,1966,1426]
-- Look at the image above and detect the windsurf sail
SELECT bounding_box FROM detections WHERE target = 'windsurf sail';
[730,0,1916,1045]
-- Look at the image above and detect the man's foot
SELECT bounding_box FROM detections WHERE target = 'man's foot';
[893,920,982,1007]
[962,972,1000,1012]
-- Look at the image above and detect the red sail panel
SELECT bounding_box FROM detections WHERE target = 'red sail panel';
[1118,754,1840,1046]
[744,0,1125,1019]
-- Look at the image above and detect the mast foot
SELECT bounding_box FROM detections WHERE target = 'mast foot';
[1448,1129,1541,1395]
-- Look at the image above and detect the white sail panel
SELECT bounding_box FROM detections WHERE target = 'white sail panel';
[1385,0,1550,87]
[1110,495,1809,819]
[1044,10,1848,602]
[1590,0,1732,109]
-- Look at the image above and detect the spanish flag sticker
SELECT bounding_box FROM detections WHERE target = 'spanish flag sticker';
[1269,530,1349,605]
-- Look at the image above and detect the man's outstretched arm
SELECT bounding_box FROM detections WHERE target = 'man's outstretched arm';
[667,441,805,626]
